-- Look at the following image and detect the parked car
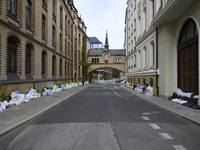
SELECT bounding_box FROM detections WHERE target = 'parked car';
[116,79,120,83]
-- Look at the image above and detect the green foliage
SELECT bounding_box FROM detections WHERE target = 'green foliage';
[113,69,120,78]
[1,90,11,102]
[0,83,11,102]
[33,82,35,89]
[82,35,90,80]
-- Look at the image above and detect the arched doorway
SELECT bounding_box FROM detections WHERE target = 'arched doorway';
[177,18,199,94]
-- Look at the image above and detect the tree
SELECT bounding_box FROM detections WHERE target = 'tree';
[113,69,120,78]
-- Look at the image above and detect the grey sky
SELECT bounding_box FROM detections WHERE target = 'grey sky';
[74,0,126,49]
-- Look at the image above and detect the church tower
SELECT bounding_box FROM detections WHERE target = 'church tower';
[104,31,109,50]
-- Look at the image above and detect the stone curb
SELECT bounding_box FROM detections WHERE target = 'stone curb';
[0,85,89,137]
[120,86,200,126]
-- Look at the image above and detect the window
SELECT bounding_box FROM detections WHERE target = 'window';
[60,33,62,52]
[114,58,116,63]
[65,39,67,55]
[60,6,63,27]
[42,51,46,75]
[65,16,67,33]
[60,58,62,76]
[53,0,56,18]
[150,41,155,66]
[42,15,46,39]
[52,25,55,46]
[7,38,17,72]
[134,55,136,67]
[97,58,99,64]
[143,47,147,68]
[26,0,31,28]
[138,16,141,37]
[42,0,47,9]
[104,54,108,63]
[26,45,31,73]
[138,50,141,69]
[52,55,56,76]
[117,58,119,63]
[8,0,17,16]
[119,58,121,63]
[68,62,70,77]
[143,7,147,31]
[95,58,96,64]
[65,61,67,77]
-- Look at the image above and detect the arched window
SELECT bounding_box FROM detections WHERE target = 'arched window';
[150,41,155,66]
[68,62,70,77]
[138,50,141,69]
[7,37,17,72]
[143,7,147,32]
[52,55,56,76]
[177,18,199,94]
[178,19,198,45]
[113,58,116,63]
[104,54,108,63]
[26,44,31,74]
[65,61,67,77]
[42,51,47,76]
[60,58,62,76]
[143,46,147,68]
[138,16,141,37]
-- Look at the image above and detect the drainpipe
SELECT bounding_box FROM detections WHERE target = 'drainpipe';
[156,27,159,97]
[72,25,74,83]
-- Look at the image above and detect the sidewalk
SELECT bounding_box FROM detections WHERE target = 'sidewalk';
[120,86,200,125]
[0,84,89,137]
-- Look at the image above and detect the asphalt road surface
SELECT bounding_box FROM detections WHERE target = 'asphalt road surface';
[0,81,200,150]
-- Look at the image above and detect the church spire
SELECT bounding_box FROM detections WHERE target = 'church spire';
[105,31,109,50]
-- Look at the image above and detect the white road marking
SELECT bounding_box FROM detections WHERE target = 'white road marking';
[141,116,150,120]
[159,133,173,139]
[173,145,187,150]
[111,88,122,98]
[142,112,151,115]
[149,124,161,129]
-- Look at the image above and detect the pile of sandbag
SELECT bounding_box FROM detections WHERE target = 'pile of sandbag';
[169,89,200,109]
[145,86,153,96]
[85,81,89,85]
[10,89,40,106]
[0,101,13,111]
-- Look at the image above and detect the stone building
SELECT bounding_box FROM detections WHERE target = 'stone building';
[125,0,200,98]
[0,0,90,95]
[88,32,126,82]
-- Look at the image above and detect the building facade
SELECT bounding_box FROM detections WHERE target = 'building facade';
[88,33,126,82]
[125,0,200,99]
[0,0,89,95]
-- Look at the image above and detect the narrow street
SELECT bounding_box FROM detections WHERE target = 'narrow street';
[0,81,200,150]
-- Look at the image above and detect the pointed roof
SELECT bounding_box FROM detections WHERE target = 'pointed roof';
[104,31,109,50]
[69,0,74,5]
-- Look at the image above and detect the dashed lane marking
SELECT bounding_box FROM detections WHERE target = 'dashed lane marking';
[111,88,122,98]
[141,116,150,120]
[173,145,187,150]
[142,112,151,115]
[149,124,161,129]
[159,133,173,139]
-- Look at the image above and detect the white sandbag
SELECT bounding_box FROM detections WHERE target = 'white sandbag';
[172,98,187,105]
[11,92,19,99]
[0,102,6,110]
[175,89,193,98]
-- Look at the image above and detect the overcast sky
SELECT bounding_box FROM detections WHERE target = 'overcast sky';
[74,0,127,49]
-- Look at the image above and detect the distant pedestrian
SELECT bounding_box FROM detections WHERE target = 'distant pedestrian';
[82,78,85,86]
